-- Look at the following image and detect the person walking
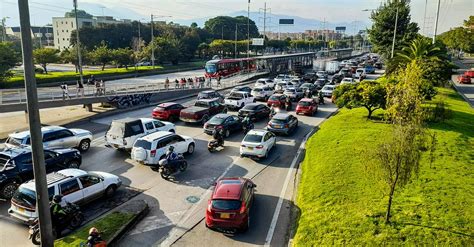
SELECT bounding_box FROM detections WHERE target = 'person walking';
[100,80,106,95]
[76,80,84,97]
[165,77,170,90]
[94,80,101,96]
[174,79,179,89]
[60,83,71,100]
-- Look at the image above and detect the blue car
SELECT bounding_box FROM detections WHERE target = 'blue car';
[364,65,376,74]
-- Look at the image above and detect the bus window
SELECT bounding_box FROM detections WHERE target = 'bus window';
[205,63,217,73]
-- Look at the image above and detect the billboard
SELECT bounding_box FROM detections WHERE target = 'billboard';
[252,38,264,46]
[279,19,294,25]
[335,26,346,31]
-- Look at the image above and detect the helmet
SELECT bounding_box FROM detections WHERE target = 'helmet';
[89,227,99,235]
[52,195,62,203]
[168,146,175,152]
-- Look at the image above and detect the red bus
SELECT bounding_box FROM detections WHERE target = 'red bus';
[204,58,257,78]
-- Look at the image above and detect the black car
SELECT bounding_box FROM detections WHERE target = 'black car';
[0,147,82,198]
[331,74,343,84]
[299,83,318,96]
[267,113,298,135]
[203,114,243,137]
[238,103,271,121]
[314,78,328,90]
[230,86,252,95]
[197,90,224,103]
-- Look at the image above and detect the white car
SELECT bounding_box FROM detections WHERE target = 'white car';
[321,85,336,97]
[224,91,255,109]
[131,131,195,165]
[255,78,275,89]
[240,129,276,159]
[275,81,290,92]
[316,71,328,79]
[251,86,274,101]
[274,74,291,82]
[8,168,121,223]
[105,118,175,150]
[340,77,356,85]
[354,68,366,80]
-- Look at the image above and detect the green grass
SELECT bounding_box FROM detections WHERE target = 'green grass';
[1,61,205,88]
[294,87,474,245]
[55,212,134,247]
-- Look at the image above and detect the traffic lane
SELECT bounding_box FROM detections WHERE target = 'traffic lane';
[172,103,338,247]
[0,201,31,246]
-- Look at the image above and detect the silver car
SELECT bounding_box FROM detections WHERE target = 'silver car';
[5,126,93,152]
[283,87,304,101]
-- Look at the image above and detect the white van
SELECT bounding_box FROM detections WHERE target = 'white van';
[105,118,175,151]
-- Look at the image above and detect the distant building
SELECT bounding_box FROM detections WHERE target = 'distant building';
[265,29,342,41]
[6,26,54,47]
[52,15,129,50]
[265,32,305,40]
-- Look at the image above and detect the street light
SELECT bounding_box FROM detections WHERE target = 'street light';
[247,0,251,73]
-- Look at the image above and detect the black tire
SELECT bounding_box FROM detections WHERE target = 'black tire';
[240,216,250,232]
[169,115,177,122]
[1,182,18,199]
[222,108,228,114]
[67,160,80,169]
[78,139,91,152]
[104,185,117,198]
[169,129,175,133]
[187,143,195,154]
[31,230,41,245]
[208,147,215,153]
[69,213,84,229]
[240,103,245,109]
[179,161,188,172]
[161,169,171,179]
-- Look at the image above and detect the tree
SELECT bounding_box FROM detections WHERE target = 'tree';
[64,9,92,18]
[0,42,19,82]
[112,48,133,69]
[60,47,90,72]
[334,80,387,119]
[90,42,112,71]
[396,37,443,63]
[464,15,474,28]
[197,42,210,58]
[204,16,259,40]
[32,48,59,74]
[438,27,474,54]
[367,0,419,59]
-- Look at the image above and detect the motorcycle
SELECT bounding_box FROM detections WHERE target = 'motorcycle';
[318,93,325,105]
[157,154,187,179]
[29,202,84,245]
[208,138,224,152]
[285,101,292,111]
[243,122,254,134]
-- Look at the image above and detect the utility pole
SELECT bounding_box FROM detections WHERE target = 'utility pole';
[17,1,54,246]
[235,23,238,58]
[138,20,141,46]
[391,6,399,59]
[259,2,270,39]
[247,0,250,72]
[151,14,154,68]
[422,0,428,35]
[432,0,441,44]
[73,0,84,85]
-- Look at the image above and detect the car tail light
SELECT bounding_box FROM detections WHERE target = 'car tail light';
[150,150,156,157]
[256,145,263,149]
[207,200,212,212]
[239,201,247,214]
[193,113,199,119]
[204,123,208,128]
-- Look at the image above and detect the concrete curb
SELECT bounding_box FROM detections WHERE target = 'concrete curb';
[108,200,150,246]
[449,80,474,108]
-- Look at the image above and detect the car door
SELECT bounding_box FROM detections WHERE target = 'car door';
[15,154,34,182]
[59,178,84,205]
[170,104,183,117]
[169,135,187,154]
[44,150,61,172]
[42,131,61,149]
[56,129,76,148]
[155,137,173,160]
[144,122,155,134]
[78,174,105,203]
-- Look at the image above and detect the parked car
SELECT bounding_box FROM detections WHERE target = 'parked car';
[314,78,327,90]
[255,78,275,88]
[5,126,93,152]
[464,70,474,78]
[179,99,227,124]
[224,91,255,110]
[131,131,195,165]
[0,147,82,198]
[135,61,151,66]
[299,83,318,95]
[340,77,356,85]
[266,94,287,108]
[457,74,472,84]
[267,113,298,135]
[331,74,344,84]
[274,81,290,92]
[355,68,366,80]
[204,114,243,137]
[105,118,175,150]
[238,103,271,121]
[296,98,318,115]
[283,87,304,101]
[321,85,336,97]
[205,177,256,233]
[251,86,274,101]
[230,86,252,95]
[8,168,121,223]
[240,129,276,159]
[197,90,224,103]
[152,102,185,122]
[316,71,328,79]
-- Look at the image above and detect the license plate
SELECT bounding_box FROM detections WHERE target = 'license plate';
[247,147,254,150]
[18,207,25,213]
[273,125,281,128]
[220,213,230,219]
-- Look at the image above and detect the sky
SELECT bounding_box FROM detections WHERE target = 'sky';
[1,0,473,35]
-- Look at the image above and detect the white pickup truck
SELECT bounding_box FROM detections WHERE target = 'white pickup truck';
[224,91,255,110]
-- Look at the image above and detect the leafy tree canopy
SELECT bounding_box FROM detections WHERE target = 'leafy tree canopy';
[204,16,259,40]
[0,42,19,81]
[65,9,92,18]
[32,48,60,74]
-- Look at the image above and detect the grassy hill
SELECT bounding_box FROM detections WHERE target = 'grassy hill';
[294,87,474,245]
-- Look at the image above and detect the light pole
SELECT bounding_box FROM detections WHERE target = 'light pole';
[391,6,399,58]
[432,0,441,44]
[73,0,84,85]
[234,23,248,58]
[150,14,171,69]
[247,0,251,72]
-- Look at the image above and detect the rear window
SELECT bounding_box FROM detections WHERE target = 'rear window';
[252,88,262,92]
[134,140,152,150]
[298,101,312,106]
[269,95,280,100]
[195,101,209,108]
[12,186,55,207]
[154,106,167,111]
[271,119,288,124]
[244,134,263,143]
[212,199,241,210]
[208,116,226,125]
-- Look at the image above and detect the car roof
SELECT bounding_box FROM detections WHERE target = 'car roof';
[9,126,66,139]
[139,131,174,141]
[212,113,231,119]
[200,90,216,94]
[196,98,216,102]
[158,102,178,107]
[112,117,140,124]
[247,129,268,136]
[22,169,88,190]
[273,113,290,120]
[299,98,314,102]
[213,177,246,200]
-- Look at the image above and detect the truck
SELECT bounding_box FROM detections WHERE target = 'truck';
[179,98,227,124]
[325,61,340,74]
[224,91,255,110]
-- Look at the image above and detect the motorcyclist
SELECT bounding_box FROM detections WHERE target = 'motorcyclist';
[50,195,67,237]
[87,227,106,247]
[242,115,253,131]
[212,128,224,146]
[269,104,277,118]
[318,90,325,105]
[285,96,292,110]
[165,146,179,168]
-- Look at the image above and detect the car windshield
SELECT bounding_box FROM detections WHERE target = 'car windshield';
[12,187,36,208]
[212,199,242,210]
[134,140,151,150]
[228,92,243,99]
[208,116,226,125]
[244,134,263,143]
[195,101,209,107]
[269,95,280,100]
[5,137,23,146]
[298,101,312,106]
[205,64,217,73]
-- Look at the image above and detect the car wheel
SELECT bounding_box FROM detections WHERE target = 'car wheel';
[187,143,195,154]
[67,160,80,169]
[241,216,250,232]
[225,129,230,138]
[69,213,85,229]
[169,129,175,133]
[78,139,91,152]
[168,115,176,122]
[1,182,18,199]
[104,185,117,198]
[222,108,228,114]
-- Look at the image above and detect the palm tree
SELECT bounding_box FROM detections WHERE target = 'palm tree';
[396,37,445,63]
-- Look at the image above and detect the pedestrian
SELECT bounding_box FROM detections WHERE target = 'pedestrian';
[174,79,179,89]
[100,80,106,95]
[188,78,193,88]
[94,80,101,96]
[194,77,199,88]
[60,83,71,100]
[165,77,170,90]
[199,77,205,88]
[217,76,222,88]
[76,80,84,97]
[180,78,186,89]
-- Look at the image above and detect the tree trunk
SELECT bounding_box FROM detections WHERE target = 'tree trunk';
[102,63,106,71]
[42,64,48,74]
[366,106,373,119]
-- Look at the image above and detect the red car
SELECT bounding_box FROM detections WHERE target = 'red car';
[206,177,256,233]
[296,98,318,115]
[267,94,287,108]
[464,70,474,78]
[457,75,472,84]
[152,102,185,121]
